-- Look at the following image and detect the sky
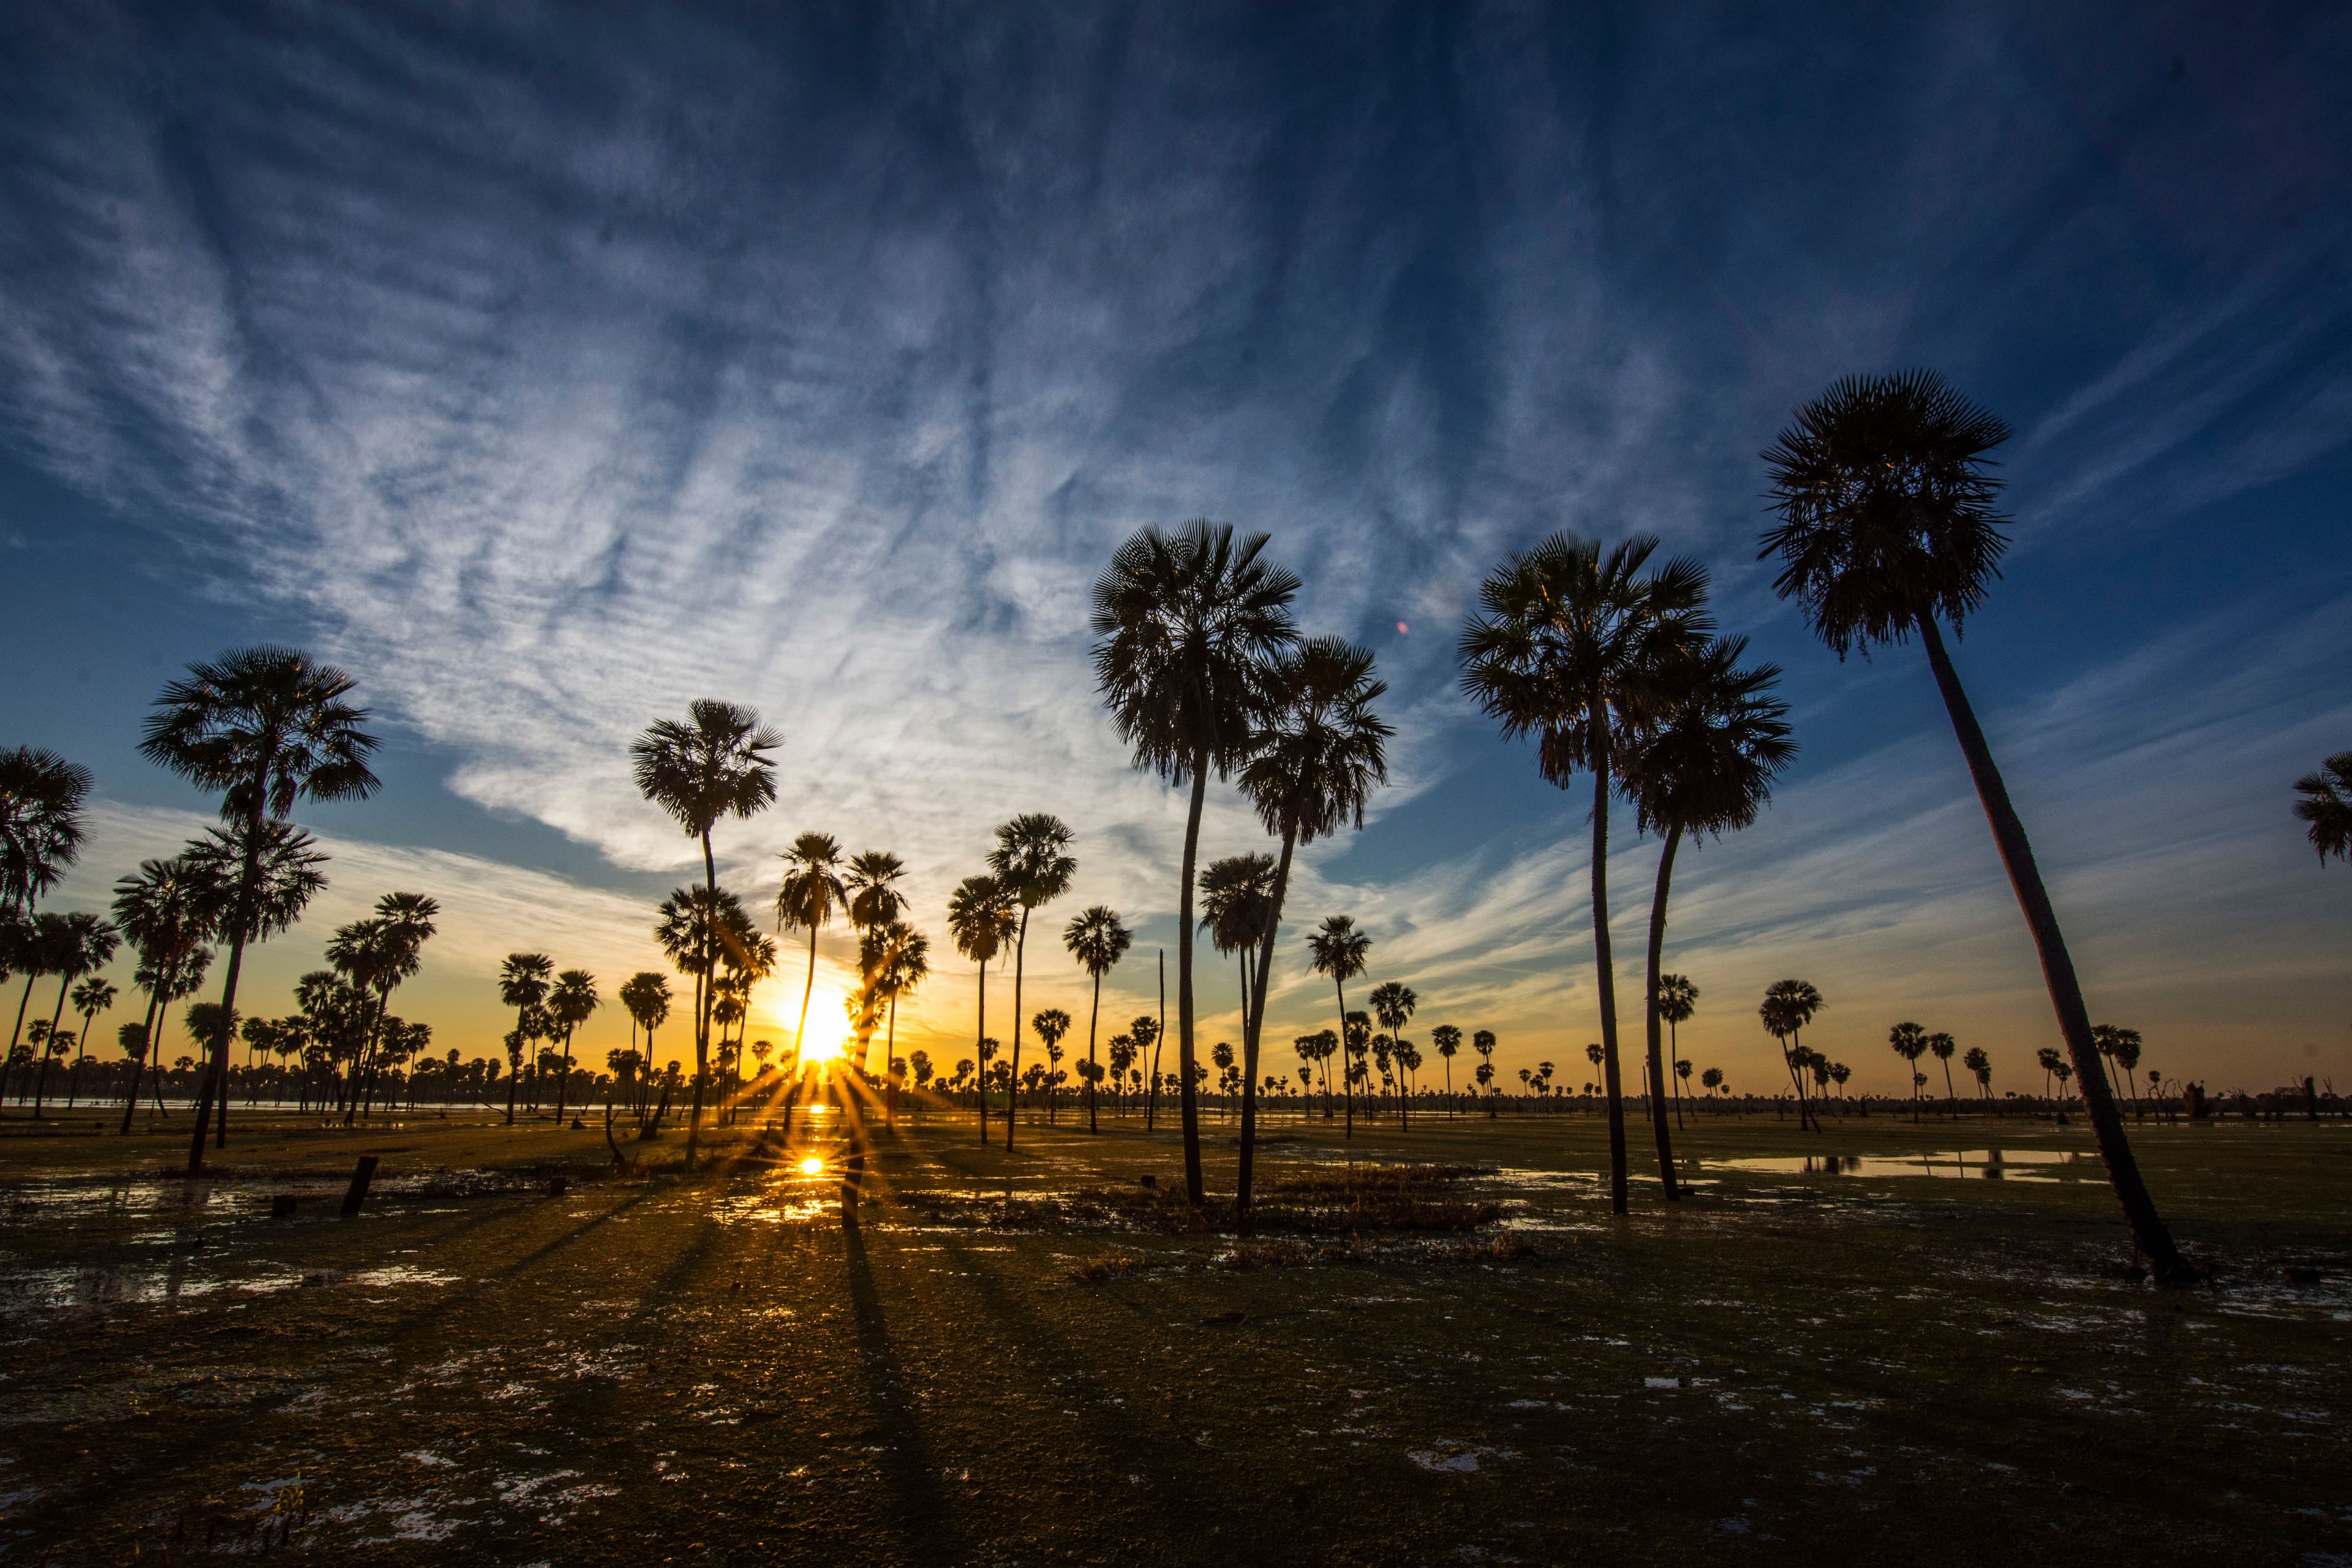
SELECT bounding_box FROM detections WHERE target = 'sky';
[2,2,2347,1099]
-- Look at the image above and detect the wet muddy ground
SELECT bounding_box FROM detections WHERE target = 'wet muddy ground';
[0,1107,2345,1564]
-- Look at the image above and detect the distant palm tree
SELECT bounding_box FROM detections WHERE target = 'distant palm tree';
[1093,520,1300,1204]
[1305,916,1372,1136]
[1761,369,2185,1280]
[498,954,554,1125]
[2035,1046,2064,1111]
[1368,981,1418,1129]
[988,814,1078,1153]
[1235,635,1390,1209]
[1888,1022,1929,1123]
[0,746,93,914]
[1063,905,1132,1134]
[1758,980,1825,1131]
[775,831,848,1084]
[1033,1008,1072,1122]
[862,919,930,1098]
[29,912,115,1115]
[1461,532,1711,1215]
[2293,753,2352,864]
[140,647,379,1172]
[946,874,1017,1144]
[1472,1030,1498,1118]
[617,971,672,1116]
[1962,1045,1994,1110]
[1926,1031,1958,1118]
[845,851,908,933]
[1700,1066,1724,1104]
[4,911,67,1109]
[1657,976,1700,1129]
[546,969,600,1124]
[633,699,780,1171]
[65,975,116,1108]
[1430,1025,1462,1111]
[1623,636,1794,1197]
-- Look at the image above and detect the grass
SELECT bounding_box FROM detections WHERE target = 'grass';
[0,1101,2345,1564]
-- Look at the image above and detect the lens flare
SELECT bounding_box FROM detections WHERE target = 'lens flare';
[798,1156,823,1177]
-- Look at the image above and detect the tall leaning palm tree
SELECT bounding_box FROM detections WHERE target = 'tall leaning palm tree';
[1305,915,1371,1137]
[1062,905,1132,1136]
[1093,521,1300,1205]
[0,746,94,914]
[1235,636,1390,1213]
[988,813,1078,1154]
[946,873,1017,1144]
[140,647,379,1174]
[1461,535,1711,1215]
[633,700,780,1172]
[1761,369,2188,1281]
[775,832,847,1082]
[2295,753,2352,865]
[1621,635,1794,1197]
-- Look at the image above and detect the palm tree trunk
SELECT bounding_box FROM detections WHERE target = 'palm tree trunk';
[1007,910,1030,1153]
[1333,976,1352,1137]
[1236,826,1297,1223]
[1589,708,1629,1217]
[1643,824,1685,1201]
[121,981,164,1134]
[189,818,265,1175]
[1917,616,2189,1282]
[975,957,989,1145]
[1085,970,1102,1135]
[1670,1018,1684,1130]
[32,974,72,1116]
[1175,761,1208,1205]
[687,831,717,1174]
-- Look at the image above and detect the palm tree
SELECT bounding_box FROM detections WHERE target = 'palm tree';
[350,893,438,1121]
[4,911,67,1108]
[1700,1066,1724,1104]
[1305,916,1372,1136]
[1623,635,1794,1197]
[988,814,1079,1153]
[1888,1022,1929,1123]
[1430,1025,1461,1111]
[1235,635,1390,1210]
[1657,976,1700,1130]
[2037,1045,2064,1109]
[1461,533,1712,1215]
[140,647,379,1172]
[2099,1027,2144,1118]
[1758,980,1825,1131]
[1926,1031,1959,1117]
[110,856,213,1134]
[863,919,930,1098]
[2294,753,2352,864]
[1761,369,2187,1280]
[547,969,600,1124]
[1063,905,1132,1134]
[845,851,907,932]
[946,874,1017,1144]
[633,699,780,1171]
[1032,1008,1072,1122]
[0,746,93,914]
[1367,981,1418,1129]
[1963,1045,1994,1110]
[29,913,116,1115]
[617,971,672,1116]
[776,832,848,1069]
[1472,1030,1498,1118]
[497,954,554,1123]
[66,975,116,1107]
[1092,520,1300,1204]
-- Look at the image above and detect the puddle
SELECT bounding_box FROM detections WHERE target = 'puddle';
[1710,1150,2095,1182]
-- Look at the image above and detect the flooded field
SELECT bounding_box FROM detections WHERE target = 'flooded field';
[0,1110,2344,1564]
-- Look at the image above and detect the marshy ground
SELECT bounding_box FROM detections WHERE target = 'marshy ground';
[1,1102,2345,1565]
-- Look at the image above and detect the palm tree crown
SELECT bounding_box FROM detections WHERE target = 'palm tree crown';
[1305,915,1370,990]
[946,875,1016,967]
[1623,636,1795,842]
[139,647,379,824]
[989,815,1078,914]
[2294,752,2352,864]
[1758,369,2011,657]
[1064,905,1133,980]
[0,746,94,913]
[631,701,782,848]
[845,850,908,930]
[1238,638,1392,844]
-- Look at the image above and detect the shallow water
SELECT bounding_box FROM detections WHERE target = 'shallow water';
[1711,1150,2094,1182]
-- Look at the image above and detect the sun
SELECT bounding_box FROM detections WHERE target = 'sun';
[798,1156,823,1177]
[802,1036,843,1065]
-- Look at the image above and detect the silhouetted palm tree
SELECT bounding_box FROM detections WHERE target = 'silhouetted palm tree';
[1758,980,1824,1132]
[140,647,378,1172]
[1368,981,1418,1129]
[1472,1030,1498,1118]
[2294,753,2352,865]
[860,918,929,1099]
[1235,635,1389,1210]
[1657,976,1699,1129]
[775,831,848,1087]
[111,856,213,1134]
[1063,905,1132,1134]
[1927,1031,1958,1118]
[1093,520,1300,1204]
[633,699,780,1171]
[498,954,553,1125]
[1305,915,1371,1136]
[1033,1008,1071,1121]
[1963,1045,1994,1109]
[1430,1025,1461,1110]
[845,850,908,933]
[29,912,115,1115]
[1623,635,1793,1197]
[618,971,672,1116]
[989,814,1078,1152]
[1888,1022,1929,1123]
[66,975,115,1107]
[0,746,92,914]
[946,873,1016,1144]
[1761,369,2185,1280]
[1461,533,1711,1215]
[547,969,600,1124]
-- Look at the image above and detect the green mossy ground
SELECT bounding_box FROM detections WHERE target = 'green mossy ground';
[1,1101,2345,1564]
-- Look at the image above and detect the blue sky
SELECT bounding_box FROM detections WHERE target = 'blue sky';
[2,2,2347,1093]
